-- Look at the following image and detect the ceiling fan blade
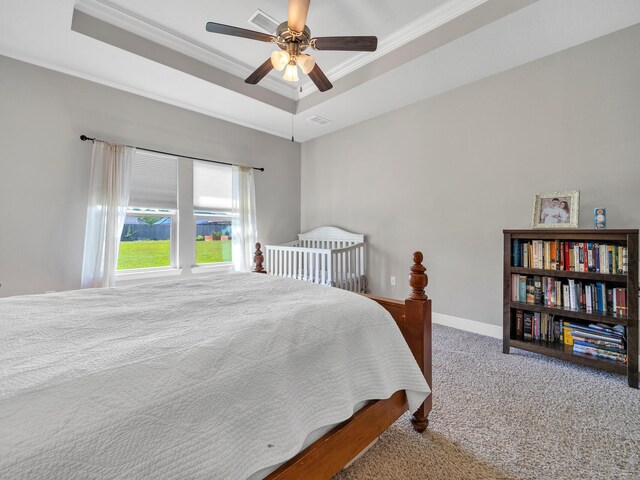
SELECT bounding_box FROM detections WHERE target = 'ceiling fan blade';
[206,22,275,42]
[245,58,275,85]
[313,36,378,52]
[288,0,311,32]
[307,63,332,92]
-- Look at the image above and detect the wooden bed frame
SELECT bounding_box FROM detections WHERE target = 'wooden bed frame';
[253,243,433,480]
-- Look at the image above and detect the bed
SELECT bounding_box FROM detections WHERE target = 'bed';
[0,249,432,479]
[263,226,366,292]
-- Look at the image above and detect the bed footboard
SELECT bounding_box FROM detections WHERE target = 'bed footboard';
[260,249,433,480]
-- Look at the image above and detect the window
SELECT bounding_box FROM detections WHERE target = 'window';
[116,152,234,275]
[117,151,178,271]
[193,161,233,265]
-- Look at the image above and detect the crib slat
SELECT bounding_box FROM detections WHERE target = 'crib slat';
[309,252,313,283]
[351,250,355,291]
[290,250,294,278]
[343,251,347,290]
[332,252,336,287]
[285,250,289,278]
[321,253,326,285]
[355,248,360,292]
[348,250,353,291]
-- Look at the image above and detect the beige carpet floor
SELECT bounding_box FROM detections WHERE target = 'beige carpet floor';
[334,324,640,480]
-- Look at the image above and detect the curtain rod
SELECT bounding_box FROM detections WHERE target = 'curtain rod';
[79,135,265,172]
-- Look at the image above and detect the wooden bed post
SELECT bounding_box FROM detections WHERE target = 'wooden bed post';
[253,242,267,274]
[405,251,432,432]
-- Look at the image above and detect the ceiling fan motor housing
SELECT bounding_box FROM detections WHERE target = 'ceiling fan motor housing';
[275,21,311,54]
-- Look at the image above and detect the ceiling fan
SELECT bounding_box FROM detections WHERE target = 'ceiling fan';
[205,0,378,92]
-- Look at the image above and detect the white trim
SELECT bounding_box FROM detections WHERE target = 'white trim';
[433,312,502,339]
[75,0,293,98]
[298,0,488,96]
[115,267,183,283]
[191,263,234,274]
[74,0,487,100]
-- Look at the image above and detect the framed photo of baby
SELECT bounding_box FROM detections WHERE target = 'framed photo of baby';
[532,190,579,228]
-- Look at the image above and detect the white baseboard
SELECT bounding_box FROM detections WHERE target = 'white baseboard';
[433,312,502,339]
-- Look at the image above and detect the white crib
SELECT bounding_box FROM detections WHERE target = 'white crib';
[264,227,366,292]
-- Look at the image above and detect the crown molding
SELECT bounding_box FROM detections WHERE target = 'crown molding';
[74,0,488,102]
[75,0,295,98]
[298,0,489,97]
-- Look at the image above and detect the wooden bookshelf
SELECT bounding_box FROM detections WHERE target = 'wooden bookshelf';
[503,229,638,388]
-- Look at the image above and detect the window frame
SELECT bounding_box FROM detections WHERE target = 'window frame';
[114,154,235,283]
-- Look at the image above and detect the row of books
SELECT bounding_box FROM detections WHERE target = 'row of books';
[510,274,628,316]
[513,310,627,364]
[512,239,628,274]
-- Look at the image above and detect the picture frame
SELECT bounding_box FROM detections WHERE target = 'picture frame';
[532,190,579,228]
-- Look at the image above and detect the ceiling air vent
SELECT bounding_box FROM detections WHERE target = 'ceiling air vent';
[307,115,333,126]
[247,9,280,34]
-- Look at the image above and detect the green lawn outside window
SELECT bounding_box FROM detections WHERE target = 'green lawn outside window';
[117,240,232,270]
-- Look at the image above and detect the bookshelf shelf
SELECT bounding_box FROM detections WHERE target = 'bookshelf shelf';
[503,229,638,388]
[510,267,627,283]
[509,339,627,375]
[509,301,629,326]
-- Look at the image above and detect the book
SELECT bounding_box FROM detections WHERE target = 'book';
[568,279,576,310]
[526,277,535,304]
[533,276,542,305]
[511,274,519,301]
[562,284,570,309]
[573,339,626,354]
[515,309,524,339]
[519,276,527,303]
[568,329,624,345]
[552,316,562,343]
[523,313,533,340]
[573,344,627,363]
[595,283,605,313]
[563,321,574,345]
[578,244,584,272]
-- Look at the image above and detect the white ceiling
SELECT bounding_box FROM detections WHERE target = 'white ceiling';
[1,0,639,143]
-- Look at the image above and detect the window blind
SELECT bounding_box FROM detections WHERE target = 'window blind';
[193,161,232,213]
[128,150,178,209]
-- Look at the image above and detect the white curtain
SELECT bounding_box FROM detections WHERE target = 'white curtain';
[81,141,135,288]
[231,166,257,272]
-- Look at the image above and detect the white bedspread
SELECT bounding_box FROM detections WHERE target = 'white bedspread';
[0,272,430,479]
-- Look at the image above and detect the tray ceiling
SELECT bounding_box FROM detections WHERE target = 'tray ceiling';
[1,0,639,142]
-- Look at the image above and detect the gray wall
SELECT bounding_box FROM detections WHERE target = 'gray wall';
[301,25,640,326]
[0,56,301,298]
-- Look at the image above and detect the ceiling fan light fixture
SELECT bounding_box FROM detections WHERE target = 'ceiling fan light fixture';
[283,62,299,82]
[270,50,290,71]
[297,54,315,75]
